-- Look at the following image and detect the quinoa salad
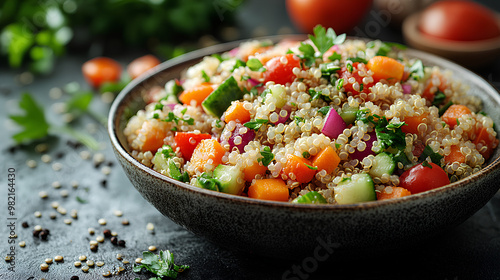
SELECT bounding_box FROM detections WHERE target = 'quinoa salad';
[124,26,498,204]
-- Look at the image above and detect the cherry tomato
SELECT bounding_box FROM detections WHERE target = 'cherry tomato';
[82,57,122,88]
[337,62,374,95]
[127,55,161,80]
[286,0,373,34]
[263,54,301,85]
[399,162,450,194]
[419,0,500,41]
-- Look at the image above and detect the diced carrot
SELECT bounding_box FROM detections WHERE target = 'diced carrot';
[402,112,429,135]
[366,56,405,82]
[243,161,268,182]
[311,146,340,174]
[247,178,289,202]
[224,101,251,124]
[474,127,498,160]
[282,154,317,184]
[137,120,167,152]
[178,83,214,106]
[444,145,466,164]
[189,139,226,173]
[174,132,212,161]
[422,73,447,102]
[377,187,411,200]
[442,105,472,128]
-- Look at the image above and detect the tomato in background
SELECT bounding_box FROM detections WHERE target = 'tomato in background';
[419,0,500,41]
[286,0,373,34]
[399,162,450,194]
[127,55,161,80]
[82,57,122,88]
[263,54,301,85]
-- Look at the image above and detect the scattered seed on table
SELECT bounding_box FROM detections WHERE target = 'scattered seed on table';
[103,229,111,237]
[9,234,17,239]
[86,260,94,267]
[60,190,69,198]
[96,236,104,243]
[86,123,98,134]
[51,201,59,209]
[146,223,154,231]
[41,154,52,163]
[40,263,49,271]
[74,261,81,267]
[79,150,91,160]
[5,256,12,262]
[102,271,112,277]
[70,210,78,219]
[122,260,130,264]
[34,211,42,218]
[63,219,72,225]
[52,162,62,171]
[35,143,49,153]
[98,218,107,225]
[78,255,87,261]
[26,159,37,168]
[81,265,89,273]
[57,206,67,215]
[22,222,29,228]
[89,240,98,246]
[33,230,40,237]
[34,225,42,232]
[101,91,115,104]
[110,237,117,245]
[49,212,57,219]
[116,254,123,261]
[135,258,142,264]
[54,255,63,262]
[100,179,107,187]
[96,261,104,267]
[40,230,49,240]
[93,153,105,165]
[148,246,157,252]
[121,219,129,225]
[45,258,53,264]
[118,266,125,272]
[90,244,98,252]
[70,180,79,188]
[52,181,61,189]
[19,241,26,247]
[88,228,95,235]
[70,276,79,280]
[113,210,123,217]
[38,191,48,199]
[111,231,118,237]
[101,166,111,175]
[118,240,126,247]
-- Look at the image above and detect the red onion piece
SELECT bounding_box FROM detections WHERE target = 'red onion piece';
[350,131,376,161]
[272,105,292,125]
[321,108,347,139]
[165,103,176,111]
[229,47,239,57]
[247,78,260,87]
[402,83,412,94]
[221,123,255,153]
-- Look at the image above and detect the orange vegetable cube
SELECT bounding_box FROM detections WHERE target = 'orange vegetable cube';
[402,113,429,135]
[377,187,411,200]
[189,139,226,173]
[442,105,471,128]
[248,178,289,202]
[366,56,404,82]
[311,146,340,174]
[444,145,465,164]
[178,83,214,106]
[224,101,251,124]
[137,120,167,152]
[243,161,268,182]
[282,154,317,184]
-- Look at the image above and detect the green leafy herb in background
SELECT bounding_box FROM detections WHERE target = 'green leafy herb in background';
[133,250,189,279]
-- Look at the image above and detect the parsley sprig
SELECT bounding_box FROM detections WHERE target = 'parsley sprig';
[244,119,269,131]
[258,146,274,166]
[133,250,189,279]
[356,109,407,151]
[297,25,346,67]
[246,58,266,72]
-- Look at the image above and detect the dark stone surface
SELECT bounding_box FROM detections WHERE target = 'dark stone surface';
[1,1,500,279]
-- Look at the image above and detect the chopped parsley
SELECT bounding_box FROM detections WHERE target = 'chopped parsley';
[154,103,164,111]
[409,60,424,81]
[305,163,318,170]
[419,145,443,165]
[211,53,225,62]
[336,78,344,90]
[153,113,159,119]
[328,52,342,61]
[161,145,176,158]
[298,42,316,67]
[294,116,305,125]
[422,161,433,168]
[302,151,311,159]
[309,25,346,55]
[432,90,446,106]
[348,57,368,64]
[456,119,460,126]
[367,41,407,57]
[181,108,187,114]
[318,106,331,116]
[164,112,180,125]
[346,63,353,73]
[232,59,246,71]
[133,250,189,279]
[319,62,341,77]
[356,109,407,151]
[244,119,269,131]
[246,58,265,72]
[201,70,210,83]
[438,101,453,116]
[258,146,274,166]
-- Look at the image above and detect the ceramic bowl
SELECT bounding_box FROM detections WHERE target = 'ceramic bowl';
[109,35,500,258]
[403,12,500,69]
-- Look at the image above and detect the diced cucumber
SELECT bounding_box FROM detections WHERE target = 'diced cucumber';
[339,106,359,124]
[194,172,219,192]
[164,79,183,103]
[268,84,287,108]
[333,173,376,204]
[202,76,244,117]
[292,191,327,204]
[212,164,245,195]
[152,147,189,182]
[152,151,169,171]
[167,159,189,182]
[369,152,395,178]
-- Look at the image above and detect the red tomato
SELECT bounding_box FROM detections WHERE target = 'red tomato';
[263,54,301,85]
[337,62,374,95]
[174,132,212,161]
[419,0,500,41]
[286,0,373,34]
[399,163,450,194]
[82,57,122,88]
[127,55,161,80]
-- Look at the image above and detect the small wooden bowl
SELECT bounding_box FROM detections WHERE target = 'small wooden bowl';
[403,12,500,69]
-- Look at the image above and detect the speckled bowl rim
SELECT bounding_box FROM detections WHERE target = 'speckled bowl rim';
[109,35,500,211]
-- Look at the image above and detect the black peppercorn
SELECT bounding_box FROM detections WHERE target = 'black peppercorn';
[118,240,125,247]
[71,276,79,280]
[22,222,29,228]
[40,231,48,240]
[33,230,40,237]
[110,237,118,245]
[103,229,111,238]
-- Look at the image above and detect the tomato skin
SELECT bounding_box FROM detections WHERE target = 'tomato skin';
[82,57,122,88]
[127,55,161,80]
[286,0,373,34]
[399,163,450,194]
[338,62,374,95]
[419,0,500,41]
[174,132,212,161]
[263,54,301,85]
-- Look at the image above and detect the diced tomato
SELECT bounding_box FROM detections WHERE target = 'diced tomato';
[399,162,450,194]
[338,62,374,95]
[263,54,301,85]
[174,132,212,161]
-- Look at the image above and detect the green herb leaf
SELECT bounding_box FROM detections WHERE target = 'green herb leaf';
[318,106,331,116]
[244,119,269,131]
[319,62,341,77]
[346,63,353,73]
[409,60,424,81]
[294,116,305,126]
[348,57,368,64]
[422,161,432,168]
[337,78,344,91]
[432,90,446,106]
[134,250,189,279]
[305,163,318,170]
[201,70,210,83]
[164,112,181,125]
[161,145,176,158]
[456,119,460,126]
[298,42,316,67]
[309,88,321,101]
[419,145,443,165]
[232,59,246,72]
[9,93,50,143]
[258,146,274,166]
[197,172,219,191]
[211,53,225,62]
[75,196,87,204]
[439,101,453,116]
[309,25,346,56]
[302,151,311,159]
[328,52,342,61]
[247,58,265,72]
[67,91,93,112]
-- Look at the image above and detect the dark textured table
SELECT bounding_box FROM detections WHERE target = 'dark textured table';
[2,1,500,279]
